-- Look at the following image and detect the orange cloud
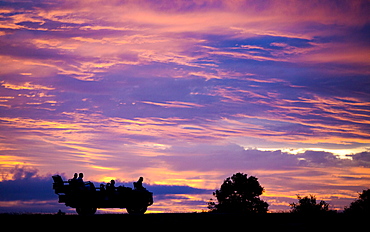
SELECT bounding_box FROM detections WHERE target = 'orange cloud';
[1,82,54,91]
[141,101,204,108]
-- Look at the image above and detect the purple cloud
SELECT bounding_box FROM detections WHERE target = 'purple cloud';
[0,0,369,213]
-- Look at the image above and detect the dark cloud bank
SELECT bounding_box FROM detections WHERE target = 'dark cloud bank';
[0,166,211,213]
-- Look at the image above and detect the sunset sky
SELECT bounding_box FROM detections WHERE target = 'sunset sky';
[0,0,369,213]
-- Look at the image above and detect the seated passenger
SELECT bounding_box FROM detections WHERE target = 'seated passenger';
[100,183,105,192]
[77,173,85,190]
[107,180,116,192]
[77,173,84,182]
[71,173,78,181]
[69,173,78,188]
[133,177,146,191]
[110,179,115,188]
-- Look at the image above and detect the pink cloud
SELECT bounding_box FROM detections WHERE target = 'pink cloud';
[0,0,369,213]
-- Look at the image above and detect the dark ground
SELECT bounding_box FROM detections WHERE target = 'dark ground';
[1,213,366,231]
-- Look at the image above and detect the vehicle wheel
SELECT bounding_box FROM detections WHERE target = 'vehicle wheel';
[76,207,97,215]
[126,206,147,215]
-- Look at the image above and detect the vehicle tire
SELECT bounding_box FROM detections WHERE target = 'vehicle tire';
[126,206,147,215]
[76,207,97,215]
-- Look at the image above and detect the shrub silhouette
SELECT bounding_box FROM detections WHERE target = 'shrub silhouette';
[290,195,330,214]
[344,189,370,215]
[208,172,269,214]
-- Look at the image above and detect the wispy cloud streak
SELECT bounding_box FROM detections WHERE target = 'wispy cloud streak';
[0,0,369,212]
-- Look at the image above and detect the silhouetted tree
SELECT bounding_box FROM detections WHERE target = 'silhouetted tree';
[344,189,370,215]
[208,172,269,214]
[290,195,330,214]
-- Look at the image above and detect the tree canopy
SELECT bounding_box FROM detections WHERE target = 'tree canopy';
[208,172,269,214]
[290,195,330,214]
[344,189,370,214]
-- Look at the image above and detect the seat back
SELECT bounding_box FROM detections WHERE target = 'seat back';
[52,175,66,194]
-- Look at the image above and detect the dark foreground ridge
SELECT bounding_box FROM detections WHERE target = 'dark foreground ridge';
[1,213,366,231]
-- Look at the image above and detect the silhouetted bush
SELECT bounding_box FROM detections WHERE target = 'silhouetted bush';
[208,172,269,214]
[344,189,370,215]
[290,195,333,214]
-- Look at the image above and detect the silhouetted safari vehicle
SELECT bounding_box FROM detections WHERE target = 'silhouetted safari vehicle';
[52,175,153,215]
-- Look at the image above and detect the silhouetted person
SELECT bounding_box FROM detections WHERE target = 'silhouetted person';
[107,180,115,192]
[134,177,145,191]
[77,172,84,181]
[77,173,84,190]
[69,173,78,189]
[100,183,105,192]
